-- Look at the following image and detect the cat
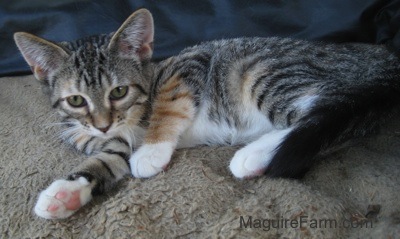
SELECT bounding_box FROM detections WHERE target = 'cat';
[14,9,400,219]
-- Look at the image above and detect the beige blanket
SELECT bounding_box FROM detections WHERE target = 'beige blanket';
[1,75,399,238]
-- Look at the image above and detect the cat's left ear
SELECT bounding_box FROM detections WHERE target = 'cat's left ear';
[14,32,69,81]
[108,9,154,60]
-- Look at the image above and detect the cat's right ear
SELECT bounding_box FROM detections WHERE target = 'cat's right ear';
[14,32,69,81]
[108,9,154,60]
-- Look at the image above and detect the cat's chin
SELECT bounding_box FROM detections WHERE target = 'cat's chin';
[93,132,110,138]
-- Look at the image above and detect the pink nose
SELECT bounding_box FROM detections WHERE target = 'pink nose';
[97,125,111,133]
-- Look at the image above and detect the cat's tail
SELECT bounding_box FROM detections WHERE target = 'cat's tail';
[265,69,400,178]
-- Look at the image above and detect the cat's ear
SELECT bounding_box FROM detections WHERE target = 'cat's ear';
[108,9,154,60]
[14,32,69,81]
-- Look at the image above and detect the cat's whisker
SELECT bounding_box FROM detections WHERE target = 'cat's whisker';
[59,126,82,141]
[128,127,140,147]
[42,114,64,128]
[47,122,74,126]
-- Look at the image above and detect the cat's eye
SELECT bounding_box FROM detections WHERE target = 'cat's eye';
[66,95,87,107]
[110,86,128,100]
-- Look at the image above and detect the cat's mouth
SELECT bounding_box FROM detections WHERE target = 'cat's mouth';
[91,121,126,138]
[95,125,111,134]
[92,126,114,137]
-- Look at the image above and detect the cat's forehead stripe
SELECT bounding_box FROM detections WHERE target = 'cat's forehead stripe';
[62,34,111,51]
[60,34,112,89]
[73,48,108,88]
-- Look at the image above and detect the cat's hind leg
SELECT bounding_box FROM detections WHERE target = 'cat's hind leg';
[229,128,292,178]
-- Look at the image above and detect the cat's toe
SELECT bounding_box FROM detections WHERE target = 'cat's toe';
[229,148,270,179]
[130,142,173,178]
[34,177,92,219]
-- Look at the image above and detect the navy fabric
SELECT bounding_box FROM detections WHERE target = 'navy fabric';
[1,0,400,76]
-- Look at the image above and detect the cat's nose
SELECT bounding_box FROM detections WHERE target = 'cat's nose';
[96,125,111,133]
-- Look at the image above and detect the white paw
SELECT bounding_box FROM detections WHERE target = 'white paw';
[229,146,273,179]
[130,142,174,178]
[229,130,292,179]
[34,177,92,219]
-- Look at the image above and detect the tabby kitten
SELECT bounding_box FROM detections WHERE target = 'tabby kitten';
[14,9,400,219]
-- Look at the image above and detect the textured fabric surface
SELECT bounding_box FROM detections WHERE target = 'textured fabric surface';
[1,75,400,238]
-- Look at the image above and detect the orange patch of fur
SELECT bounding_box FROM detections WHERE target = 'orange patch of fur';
[241,66,268,104]
[145,75,195,144]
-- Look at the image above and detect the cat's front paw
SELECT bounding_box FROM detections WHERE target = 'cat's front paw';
[130,142,174,178]
[34,177,92,219]
[229,147,271,179]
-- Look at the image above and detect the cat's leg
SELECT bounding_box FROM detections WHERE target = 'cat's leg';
[229,128,292,178]
[130,75,196,178]
[34,137,131,219]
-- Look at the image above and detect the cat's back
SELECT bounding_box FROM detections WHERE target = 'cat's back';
[178,37,397,66]
[162,36,400,92]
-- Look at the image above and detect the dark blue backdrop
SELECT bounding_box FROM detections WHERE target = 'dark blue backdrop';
[1,0,400,76]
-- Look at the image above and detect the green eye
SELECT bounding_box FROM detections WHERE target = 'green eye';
[110,86,128,100]
[66,95,87,107]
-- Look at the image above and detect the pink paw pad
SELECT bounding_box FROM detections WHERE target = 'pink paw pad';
[55,191,68,199]
[64,191,82,210]
[47,190,82,212]
[35,178,93,219]
[47,204,59,212]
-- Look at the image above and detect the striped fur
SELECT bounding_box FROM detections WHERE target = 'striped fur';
[14,9,400,218]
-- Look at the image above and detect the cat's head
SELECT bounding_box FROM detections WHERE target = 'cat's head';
[14,9,154,140]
